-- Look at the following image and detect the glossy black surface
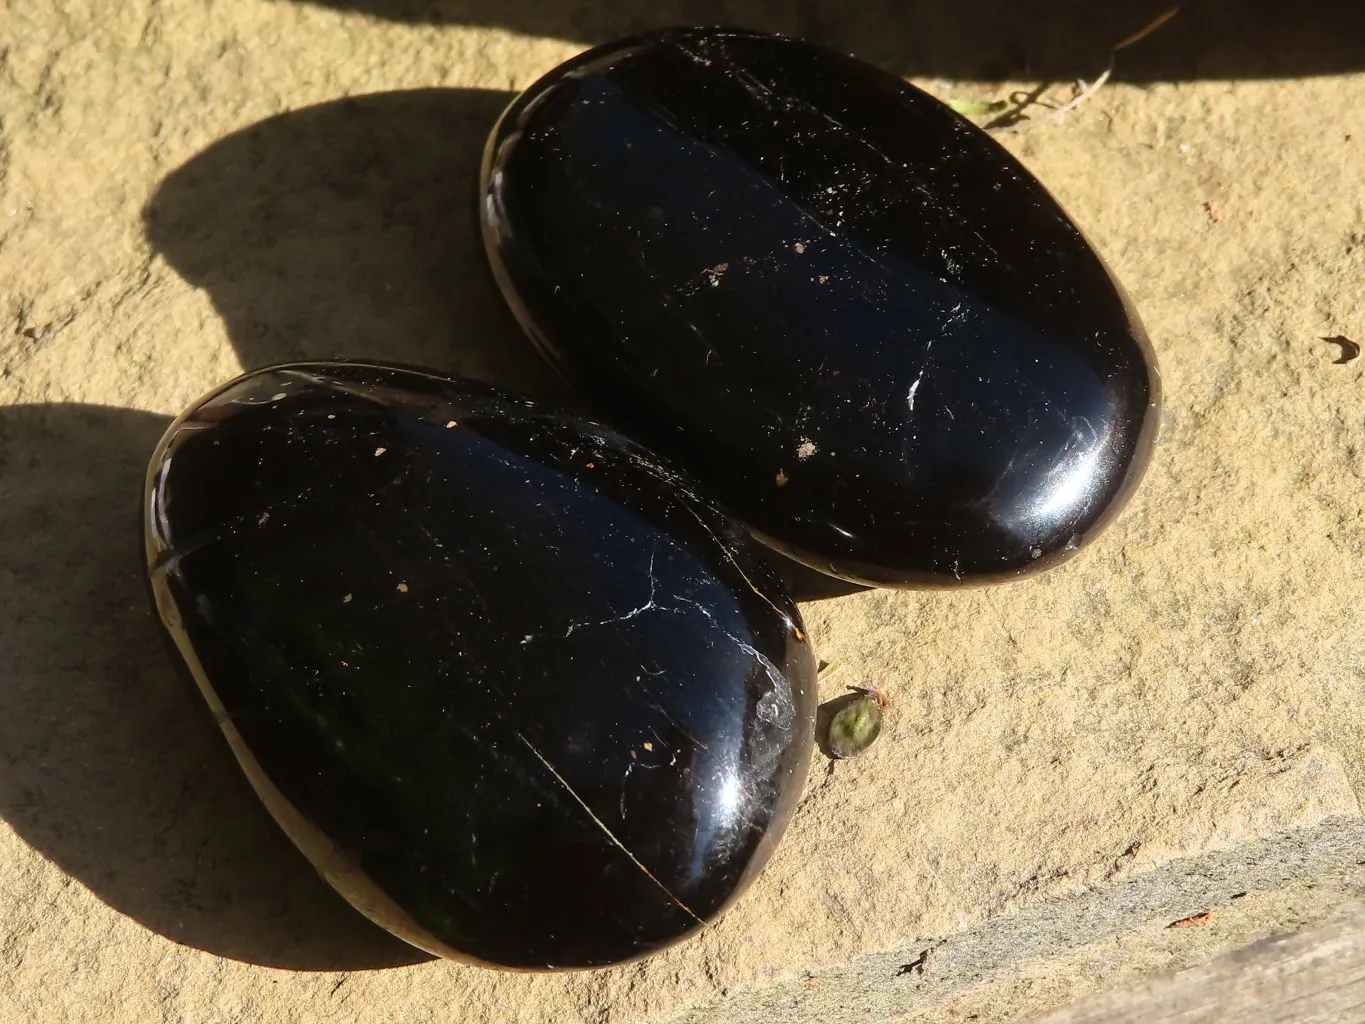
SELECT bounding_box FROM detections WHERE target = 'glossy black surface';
[481,27,1161,586]
[143,361,815,969]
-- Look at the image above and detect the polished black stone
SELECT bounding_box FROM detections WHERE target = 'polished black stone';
[143,361,815,969]
[481,27,1161,587]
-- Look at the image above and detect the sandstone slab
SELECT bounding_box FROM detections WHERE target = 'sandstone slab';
[1,2,1362,1022]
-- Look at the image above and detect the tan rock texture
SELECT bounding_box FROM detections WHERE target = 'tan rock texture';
[1,2,1363,1022]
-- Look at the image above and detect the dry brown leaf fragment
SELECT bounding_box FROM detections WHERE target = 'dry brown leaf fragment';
[1169,910,1215,928]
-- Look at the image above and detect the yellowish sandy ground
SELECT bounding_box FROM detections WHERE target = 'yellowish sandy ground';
[1,3,1362,1022]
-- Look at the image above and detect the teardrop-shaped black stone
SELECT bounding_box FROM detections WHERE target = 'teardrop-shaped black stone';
[481,27,1160,587]
[143,362,815,969]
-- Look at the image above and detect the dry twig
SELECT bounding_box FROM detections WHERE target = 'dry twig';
[1050,6,1181,123]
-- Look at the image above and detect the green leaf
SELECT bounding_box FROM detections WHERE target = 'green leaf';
[947,98,1008,117]
[827,695,884,759]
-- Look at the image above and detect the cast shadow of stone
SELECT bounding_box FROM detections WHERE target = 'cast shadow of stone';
[0,403,428,969]
[273,0,1365,83]
[143,88,560,398]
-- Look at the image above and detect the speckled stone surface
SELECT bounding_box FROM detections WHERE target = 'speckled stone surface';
[482,27,1159,586]
[145,361,814,969]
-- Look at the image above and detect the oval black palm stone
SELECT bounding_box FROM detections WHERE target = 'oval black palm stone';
[143,361,815,969]
[480,27,1161,587]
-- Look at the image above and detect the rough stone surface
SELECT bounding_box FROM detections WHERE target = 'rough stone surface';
[1,2,1362,1023]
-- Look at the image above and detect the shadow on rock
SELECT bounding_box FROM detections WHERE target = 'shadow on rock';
[0,403,429,969]
[144,87,572,405]
[271,0,1365,83]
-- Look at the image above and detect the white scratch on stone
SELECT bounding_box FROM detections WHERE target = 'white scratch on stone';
[521,544,663,644]
[563,543,659,638]
[516,732,701,922]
